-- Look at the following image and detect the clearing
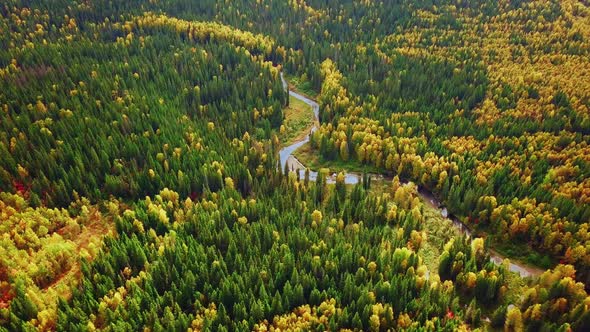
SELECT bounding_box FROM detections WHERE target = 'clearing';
[280,95,316,146]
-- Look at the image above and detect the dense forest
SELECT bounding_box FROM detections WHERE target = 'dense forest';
[1,0,589,331]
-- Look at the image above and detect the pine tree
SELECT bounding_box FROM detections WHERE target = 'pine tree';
[10,279,38,322]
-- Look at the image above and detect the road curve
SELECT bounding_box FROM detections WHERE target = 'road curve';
[278,73,544,278]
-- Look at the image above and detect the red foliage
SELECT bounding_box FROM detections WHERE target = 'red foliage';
[12,180,31,197]
[13,180,27,194]
[0,286,14,309]
[446,309,454,319]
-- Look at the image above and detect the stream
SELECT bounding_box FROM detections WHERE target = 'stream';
[278,73,544,278]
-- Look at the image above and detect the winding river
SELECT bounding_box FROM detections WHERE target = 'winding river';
[278,73,545,278]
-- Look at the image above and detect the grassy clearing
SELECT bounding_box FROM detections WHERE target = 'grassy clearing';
[488,236,556,269]
[285,74,318,99]
[280,95,315,146]
[293,143,382,174]
[420,203,462,274]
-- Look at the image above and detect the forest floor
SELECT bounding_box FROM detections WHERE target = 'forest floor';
[280,96,316,147]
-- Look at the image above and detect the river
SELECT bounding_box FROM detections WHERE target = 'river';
[278,73,544,278]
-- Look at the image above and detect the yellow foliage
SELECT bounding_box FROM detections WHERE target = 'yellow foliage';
[133,13,275,54]
[0,192,113,328]
[311,209,323,223]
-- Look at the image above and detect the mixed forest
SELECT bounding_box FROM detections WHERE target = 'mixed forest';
[0,0,589,331]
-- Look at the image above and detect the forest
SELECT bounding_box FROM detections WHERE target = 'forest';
[0,0,589,331]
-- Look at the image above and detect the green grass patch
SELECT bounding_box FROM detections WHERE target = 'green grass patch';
[280,95,315,146]
[293,143,382,174]
[420,204,462,274]
[488,236,556,269]
[285,74,318,98]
